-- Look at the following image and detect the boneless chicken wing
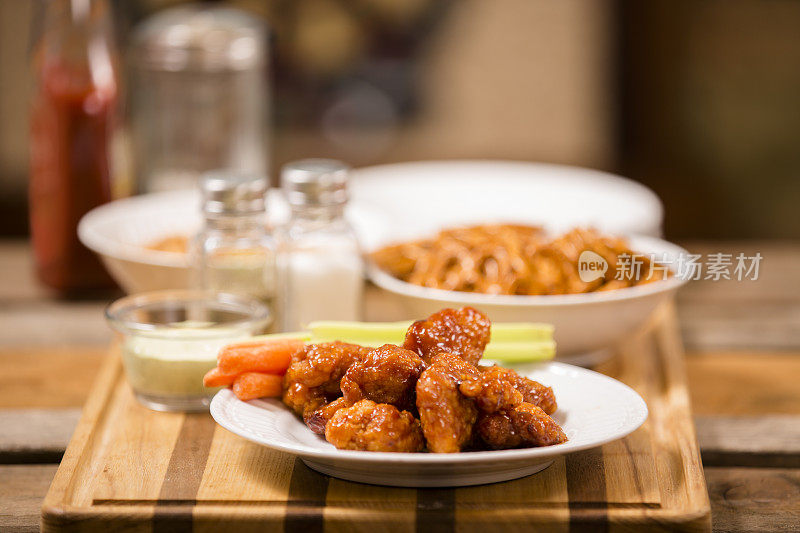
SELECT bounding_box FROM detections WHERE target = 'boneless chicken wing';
[476,412,521,449]
[403,307,491,365]
[340,344,425,410]
[302,344,426,434]
[305,397,350,435]
[460,365,558,415]
[325,400,424,452]
[497,367,558,415]
[283,341,372,393]
[282,341,371,418]
[279,308,566,453]
[415,353,481,453]
[282,381,325,417]
[462,366,565,449]
[508,403,567,446]
[459,372,523,414]
[283,342,371,427]
[477,403,567,449]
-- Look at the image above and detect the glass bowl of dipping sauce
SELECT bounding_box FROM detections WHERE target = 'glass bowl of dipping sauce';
[106,290,270,412]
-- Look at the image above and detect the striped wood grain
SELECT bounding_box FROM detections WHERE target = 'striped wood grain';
[41,304,710,532]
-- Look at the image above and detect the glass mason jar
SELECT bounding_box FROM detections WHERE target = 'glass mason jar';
[129,5,268,192]
[278,159,363,332]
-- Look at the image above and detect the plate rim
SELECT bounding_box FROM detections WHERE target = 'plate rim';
[209,361,649,464]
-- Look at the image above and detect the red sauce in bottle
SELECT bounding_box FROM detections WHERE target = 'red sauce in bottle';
[29,54,118,292]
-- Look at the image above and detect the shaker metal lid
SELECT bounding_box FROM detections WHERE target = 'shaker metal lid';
[132,5,266,72]
[281,159,350,207]
[201,170,267,215]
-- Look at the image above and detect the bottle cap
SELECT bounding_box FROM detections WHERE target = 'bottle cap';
[281,159,349,207]
[201,170,267,216]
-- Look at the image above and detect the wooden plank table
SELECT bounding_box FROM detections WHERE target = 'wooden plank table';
[1,240,798,532]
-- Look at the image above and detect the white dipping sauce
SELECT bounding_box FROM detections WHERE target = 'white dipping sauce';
[121,327,248,397]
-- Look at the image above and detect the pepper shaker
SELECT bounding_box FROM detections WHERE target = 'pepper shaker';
[192,171,277,331]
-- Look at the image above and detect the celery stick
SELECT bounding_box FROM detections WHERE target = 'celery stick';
[491,323,554,342]
[242,324,555,363]
[311,337,387,348]
[308,321,554,344]
[308,321,408,345]
[483,341,556,362]
[247,331,312,343]
[310,336,556,362]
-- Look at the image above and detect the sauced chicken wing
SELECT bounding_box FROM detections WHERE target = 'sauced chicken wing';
[429,351,482,382]
[283,342,371,421]
[460,365,558,415]
[283,341,372,394]
[305,397,349,435]
[403,307,491,365]
[340,344,425,410]
[459,370,524,414]
[463,365,565,449]
[509,403,567,446]
[498,367,558,415]
[279,309,565,454]
[415,353,481,453]
[478,403,567,449]
[476,412,521,449]
[325,400,424,452]
[302,344,425,434]
[282,381,326,417]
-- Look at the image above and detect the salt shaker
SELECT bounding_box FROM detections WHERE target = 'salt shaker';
[278,159,363,331]
[192,171,277,330]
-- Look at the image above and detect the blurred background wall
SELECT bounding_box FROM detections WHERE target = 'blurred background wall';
[1,0,798,239]
[619,0,800,239]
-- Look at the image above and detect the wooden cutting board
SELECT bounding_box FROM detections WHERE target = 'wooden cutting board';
[42,304,710,532]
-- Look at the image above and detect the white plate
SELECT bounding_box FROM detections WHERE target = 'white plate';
[209,361,648,487]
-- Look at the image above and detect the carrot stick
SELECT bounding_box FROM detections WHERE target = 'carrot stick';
[232,372,283,401]
[217,338,305,375]
[202,366,237,388]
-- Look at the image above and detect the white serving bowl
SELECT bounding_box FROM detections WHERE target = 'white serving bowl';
[79,160,664,295]
[348,160,664,250]
[78,190,200,293]
[367,235,689,363]
[78,188,291,293]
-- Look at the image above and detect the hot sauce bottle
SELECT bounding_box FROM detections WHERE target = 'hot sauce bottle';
[29,0,119,292]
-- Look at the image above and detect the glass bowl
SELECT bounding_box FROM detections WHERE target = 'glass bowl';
[105,290,270,412]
